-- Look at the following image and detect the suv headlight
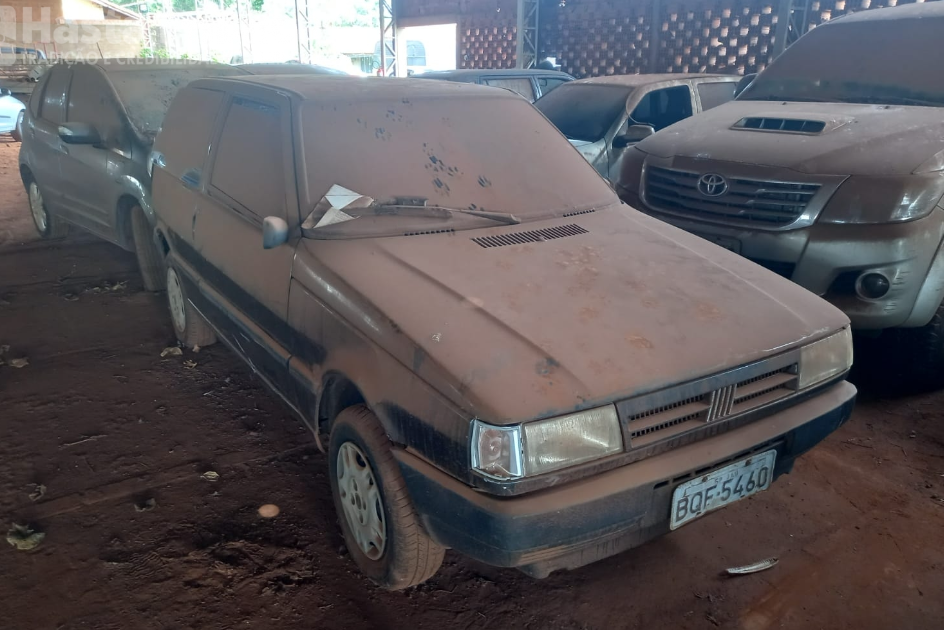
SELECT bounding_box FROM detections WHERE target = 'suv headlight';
[819,175,944,224]
[471,406,623,480]
[799,327,853,390]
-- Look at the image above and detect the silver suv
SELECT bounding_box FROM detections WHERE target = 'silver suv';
[619,3,944,382]
[18,59,245,289]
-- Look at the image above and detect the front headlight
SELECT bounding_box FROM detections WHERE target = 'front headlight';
[471,406,623,480]
[799,327,853,390]
[819,175,944,224]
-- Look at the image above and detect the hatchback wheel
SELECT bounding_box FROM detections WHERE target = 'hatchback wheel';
[28,180,67,239]
[328,405,444,590]
[165,264,217,348]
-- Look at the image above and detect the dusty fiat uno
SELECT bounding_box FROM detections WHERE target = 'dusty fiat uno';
[149,75,856,589]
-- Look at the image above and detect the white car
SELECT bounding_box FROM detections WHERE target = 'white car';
[0,88,25,141]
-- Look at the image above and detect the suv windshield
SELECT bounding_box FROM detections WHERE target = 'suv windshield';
[741,15,944,107]
[535,84,633,142]
[109,65,247,136]
[301,96,616,236]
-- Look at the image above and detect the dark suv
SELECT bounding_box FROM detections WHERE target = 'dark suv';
[18,59,246,290]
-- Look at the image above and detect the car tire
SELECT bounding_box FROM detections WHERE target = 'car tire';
[131,205,165,292]
[889,303,944,388]
[165,263,217,348]
[27,179,68,239]
[328,405,445,590]
[11,111,23,142]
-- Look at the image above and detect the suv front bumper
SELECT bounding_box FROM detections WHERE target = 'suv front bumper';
[395,381,855,578]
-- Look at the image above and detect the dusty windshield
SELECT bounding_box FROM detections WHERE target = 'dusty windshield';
[740,16,944,107]
[109,65,247,137]
[301,96,616,237]
[535,84,633,142]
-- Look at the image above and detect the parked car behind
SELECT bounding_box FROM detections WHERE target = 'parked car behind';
[416,68,574,102]
[0,87,25,141]
[237,62,350,76]
[151,74,855,589]
[18,59,247,290]
[535,74,739,182]
[619,2,944,383]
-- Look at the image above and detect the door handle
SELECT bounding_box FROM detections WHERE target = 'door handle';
[181,168,201,190]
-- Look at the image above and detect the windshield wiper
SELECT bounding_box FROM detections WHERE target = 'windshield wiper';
[839,95,943,108]
[373,202,521,226]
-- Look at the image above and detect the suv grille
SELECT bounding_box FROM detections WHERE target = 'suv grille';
[645,166,820,227]
[621,363,799,448]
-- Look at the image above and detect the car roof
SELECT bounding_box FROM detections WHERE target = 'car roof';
[416,69,574,80]
[569,73,735,87]
[831,1,944,24]
[237,63,347,76]
[189,74,524,103]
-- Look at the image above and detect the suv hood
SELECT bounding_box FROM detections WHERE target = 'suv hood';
[305,207,848,423]
[638,101,944,177]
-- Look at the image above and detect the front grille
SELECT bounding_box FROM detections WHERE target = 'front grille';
[645,166,820,227]
[622,363,799,448]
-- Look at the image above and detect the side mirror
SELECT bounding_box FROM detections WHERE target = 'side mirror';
[0,88,11,97]
[58,122,101,145]
[734,73,758,98]
[613,124,655,148]
[262,216,289,249]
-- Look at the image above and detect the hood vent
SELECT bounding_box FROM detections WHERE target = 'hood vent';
[471,224,587,248]
[734,117,827,134]
[563,208,596,217]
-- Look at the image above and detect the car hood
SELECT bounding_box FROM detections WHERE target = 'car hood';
[306,206,848,423]
[637,101,944,177]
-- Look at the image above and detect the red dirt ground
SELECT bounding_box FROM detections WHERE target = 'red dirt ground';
[1,146,943,630]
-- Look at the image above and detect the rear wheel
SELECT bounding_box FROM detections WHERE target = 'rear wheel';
[130,205,165,291]
[328,405,444,590]
[166,264,216,348]
[27,179,68,239]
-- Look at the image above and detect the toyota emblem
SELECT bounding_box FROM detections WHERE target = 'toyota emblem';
[697,173,728,197]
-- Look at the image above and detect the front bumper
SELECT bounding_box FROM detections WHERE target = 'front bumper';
[395,380,856,578]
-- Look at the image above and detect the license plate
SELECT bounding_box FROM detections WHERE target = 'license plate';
[670,449,776,530]
[696,233,741,254]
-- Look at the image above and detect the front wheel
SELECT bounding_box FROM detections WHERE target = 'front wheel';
[11,110,23,142]
[130,205,165,291]
[329,405,444,590]
[165,264,216,348]
[887,303,944,389]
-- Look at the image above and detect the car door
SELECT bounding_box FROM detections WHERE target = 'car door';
[608,84,696,181]
[23,64,71,212]
[57,64,131,239]
[694,79,738,113]
[192,92,299,397]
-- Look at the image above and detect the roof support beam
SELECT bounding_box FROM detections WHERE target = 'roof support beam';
[516,0,539,69]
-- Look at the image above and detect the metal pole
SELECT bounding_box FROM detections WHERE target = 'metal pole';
[649,0,662,73]
[772,0,795,58]
[516,0,539,69]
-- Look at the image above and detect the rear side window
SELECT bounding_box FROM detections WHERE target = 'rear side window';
[40,65,71,124]
[158,87,225,178]
[630,86,693,131]
[697,81,737,111]
[28,71,49,118]
[484,77,536,101]
[210,97,285,220]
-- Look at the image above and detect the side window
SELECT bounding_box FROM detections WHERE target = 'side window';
[40,66,72,124]
[210,97,285,221]
[157,87,225,179]
[28,70,50,118]
[67,65,127,150]
[629,86,693,131]
[697,81,737,111]
[484,77,536,101]
[538,77,569,96]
